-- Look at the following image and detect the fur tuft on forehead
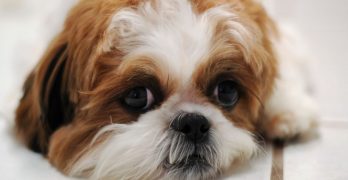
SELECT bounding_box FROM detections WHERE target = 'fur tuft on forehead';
[103,0,270,77]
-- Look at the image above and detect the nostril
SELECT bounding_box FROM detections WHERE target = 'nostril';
[200,124,210,134]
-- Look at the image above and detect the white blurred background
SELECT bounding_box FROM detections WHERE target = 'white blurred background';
[1,0,348,179]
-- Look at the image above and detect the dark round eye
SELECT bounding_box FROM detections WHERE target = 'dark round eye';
[124,87,154,110]
[213,81,239,108]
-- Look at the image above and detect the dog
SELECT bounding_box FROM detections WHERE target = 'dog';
[15,0,317,179]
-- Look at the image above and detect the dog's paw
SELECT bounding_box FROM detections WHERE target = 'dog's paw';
[265,111,318,141]
[264,80,318,141]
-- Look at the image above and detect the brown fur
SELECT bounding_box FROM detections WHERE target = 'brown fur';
[15,0,278,175]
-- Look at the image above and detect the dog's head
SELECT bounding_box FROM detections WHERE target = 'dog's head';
[15,0,277,179]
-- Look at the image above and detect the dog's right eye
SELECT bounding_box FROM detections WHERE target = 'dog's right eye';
[124,87,154,111]
[213,80,239,108]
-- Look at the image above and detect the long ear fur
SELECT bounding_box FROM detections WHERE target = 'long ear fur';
[15,35,73,154]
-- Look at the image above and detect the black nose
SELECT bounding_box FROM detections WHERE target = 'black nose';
[170,112,211,142]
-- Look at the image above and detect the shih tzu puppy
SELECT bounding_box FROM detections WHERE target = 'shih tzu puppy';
[15,0,317,179]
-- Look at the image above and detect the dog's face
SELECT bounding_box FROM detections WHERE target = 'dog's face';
[16,0,277,179]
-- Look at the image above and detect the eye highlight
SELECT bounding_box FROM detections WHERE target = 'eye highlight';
[213,80,239,108]
[124,87,155,111]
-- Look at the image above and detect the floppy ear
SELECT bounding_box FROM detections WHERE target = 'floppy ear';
[15,35,73,154]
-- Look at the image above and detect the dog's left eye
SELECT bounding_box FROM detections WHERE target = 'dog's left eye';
[213,80,239,108]
[124,87,154,110]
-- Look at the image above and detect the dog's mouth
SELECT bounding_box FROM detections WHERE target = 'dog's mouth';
[163,143,215,171]
[187,154,206,162]
[164,154,212,177]
[170,154,210,168]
